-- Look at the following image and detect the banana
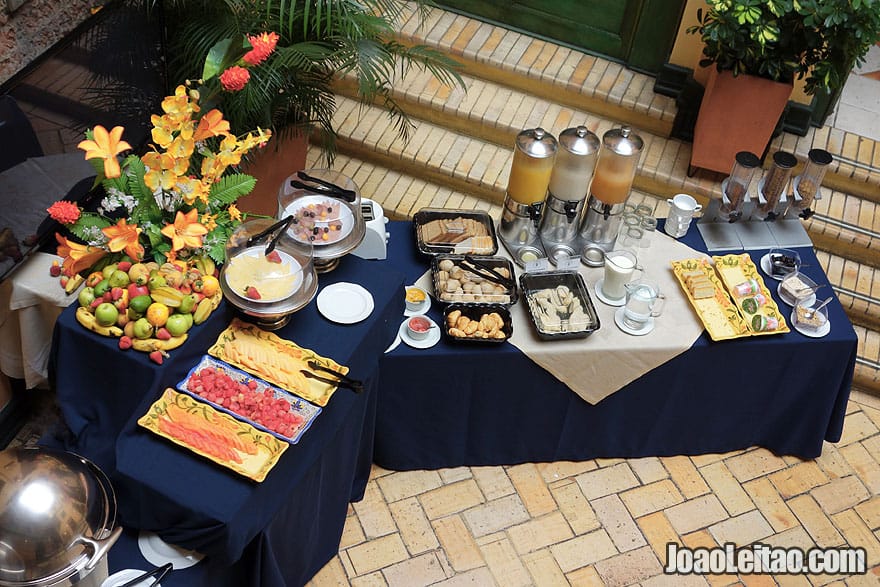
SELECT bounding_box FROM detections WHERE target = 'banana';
[75,307,123,337]
[64,273,85,294]
[131,334,188,352]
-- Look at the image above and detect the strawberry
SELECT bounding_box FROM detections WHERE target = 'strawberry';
[118,336,133,350]
[156,327,172,340]
[49,262,62,277]
[60,276,69,288]
[266,250,282,264]
[117,261,132,272]
[149,350,164,365]
[245,286,261,300]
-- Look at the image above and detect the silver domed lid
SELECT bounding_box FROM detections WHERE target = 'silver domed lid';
[601,126,644,157]
[0,448,118,586]
[558,126,600,156]
[514,128,558,159]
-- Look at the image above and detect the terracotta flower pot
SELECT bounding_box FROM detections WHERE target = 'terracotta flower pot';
[237,132,309,217]
[690,68,793,175]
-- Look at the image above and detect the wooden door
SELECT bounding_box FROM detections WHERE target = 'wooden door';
[437,0,685,74]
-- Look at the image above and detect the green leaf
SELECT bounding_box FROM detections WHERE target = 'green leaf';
[68,213,112,242]
[208,174,257,209]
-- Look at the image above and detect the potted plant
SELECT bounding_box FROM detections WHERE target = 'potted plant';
[154,0,463,214]
[686,0,880,175]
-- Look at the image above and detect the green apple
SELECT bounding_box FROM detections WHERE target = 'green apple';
[108,269,130,288]
[133,317,154,340]
[78,287,96,308]
[94,302,119,327]
[181,312,194,330]
[165,313,191,337]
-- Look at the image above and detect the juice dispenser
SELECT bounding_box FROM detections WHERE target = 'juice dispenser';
[539,125,600,263]
[577,126,643,266]
[498,127,557,263]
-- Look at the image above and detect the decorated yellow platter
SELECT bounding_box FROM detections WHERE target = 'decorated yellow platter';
[208,318,347,407]
[138,388,288,482]
[671,258,751,341]
[712,254,789,336]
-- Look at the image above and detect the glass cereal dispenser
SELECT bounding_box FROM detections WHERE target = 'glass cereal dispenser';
[497,127,558,264]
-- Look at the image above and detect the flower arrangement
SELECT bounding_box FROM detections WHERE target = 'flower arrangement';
[49,84,272,278]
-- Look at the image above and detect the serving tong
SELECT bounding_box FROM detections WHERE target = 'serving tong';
[290,171,357,202]
[461,255,515,290]
[245,215,294,255]
[301,360,363,393]
[117,562,173,587]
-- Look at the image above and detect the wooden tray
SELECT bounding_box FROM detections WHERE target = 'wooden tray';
[138,388,288,482]
[712,254,789,335]
[671,258,751,341]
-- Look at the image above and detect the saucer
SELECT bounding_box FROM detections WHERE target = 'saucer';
[777,280,817,307]
[614,308,654,336]
[317,282,374,324]
[398,318,441,349]
[760,253,798,281]
[404,294,431,317]
[137,531,203,569]
[594,279,625,307]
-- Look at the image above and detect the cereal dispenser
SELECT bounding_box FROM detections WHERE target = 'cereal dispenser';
[717,151,761,222]
[755,151,797,221]
[498,127,557,264]
[538,125,600,264]
[789,148,832,219]
[577,126,643,266]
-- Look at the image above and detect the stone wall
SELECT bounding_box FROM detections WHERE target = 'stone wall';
[0,0,97,85]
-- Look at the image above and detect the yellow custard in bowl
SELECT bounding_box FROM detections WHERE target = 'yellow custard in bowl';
[224,247,303,303]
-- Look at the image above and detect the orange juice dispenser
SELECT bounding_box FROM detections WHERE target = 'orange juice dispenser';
[538,125,600,264]
[498,127,557,264]
[578,126,643,266]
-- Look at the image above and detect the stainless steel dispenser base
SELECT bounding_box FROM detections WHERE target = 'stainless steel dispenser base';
[498,195,546,266]
[576,196,626,266]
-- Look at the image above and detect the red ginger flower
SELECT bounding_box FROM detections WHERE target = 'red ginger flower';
[243,32,279,66]
[47,201,81,224]
[219,66,250,92]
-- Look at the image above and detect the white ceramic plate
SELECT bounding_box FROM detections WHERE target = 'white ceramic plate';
[137,531,204,570]
[614,307,655,336]
[398,318,441,349]
[102,569,162,587]
[791,310,831,338]
[282,196,355,246]
[317,282,374,324]
[593,278,625,307]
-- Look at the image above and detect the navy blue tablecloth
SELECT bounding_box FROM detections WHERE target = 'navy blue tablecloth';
[375,221,858,469]
[48,253,405,586]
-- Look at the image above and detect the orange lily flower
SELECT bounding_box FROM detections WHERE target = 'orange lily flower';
[161,209,208,251]
[55,233,108,276]
[194,109,230,141]
[102,218,144,261]
[77,125,132,178]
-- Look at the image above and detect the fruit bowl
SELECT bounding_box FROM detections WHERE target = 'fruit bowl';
[72,256,222,361]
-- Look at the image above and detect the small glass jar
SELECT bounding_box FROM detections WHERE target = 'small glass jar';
[639,216,657,248]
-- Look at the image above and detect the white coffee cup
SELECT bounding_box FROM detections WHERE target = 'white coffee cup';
[665,194,702,238]
[602,250,642,300]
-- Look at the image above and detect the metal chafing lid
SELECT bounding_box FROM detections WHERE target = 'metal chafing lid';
[514,127,557,159]
[601,125,644,157]
[558,126,600,157]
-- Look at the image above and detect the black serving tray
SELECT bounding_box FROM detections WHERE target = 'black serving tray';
[413,208,498,256]
[520,271,600,340]
[431,254,517,307]
[441,304,512,344]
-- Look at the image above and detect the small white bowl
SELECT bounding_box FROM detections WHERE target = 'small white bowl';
[406,316,433,340]
[404,286,428,312]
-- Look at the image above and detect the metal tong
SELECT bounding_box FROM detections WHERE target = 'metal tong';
[461,255,515,289]
[245,215,294,255]
[290,171,357,202]
[301,360,363,393]
[117,562,173,587]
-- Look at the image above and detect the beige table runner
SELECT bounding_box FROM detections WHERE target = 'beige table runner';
[416,230,707,404]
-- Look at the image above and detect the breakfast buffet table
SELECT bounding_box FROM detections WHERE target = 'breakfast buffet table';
[375,221,858,468]
[48,255,406,586]
[44,219,857,586]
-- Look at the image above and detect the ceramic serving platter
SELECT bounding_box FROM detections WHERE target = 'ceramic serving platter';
[138,388,288,482]
[208,318,348,407]
[671,258,751,341]
[712,254,790,336]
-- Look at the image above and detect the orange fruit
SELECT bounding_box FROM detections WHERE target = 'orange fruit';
[200,275,220,297]
[146,302,170,327]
